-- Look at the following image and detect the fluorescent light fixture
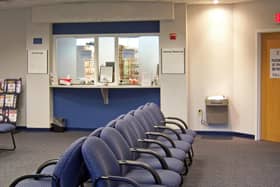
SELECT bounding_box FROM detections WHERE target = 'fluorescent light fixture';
[213,0,219,4]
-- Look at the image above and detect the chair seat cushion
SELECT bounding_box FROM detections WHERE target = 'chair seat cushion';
[126,169,181,187]
[148,147,186,161]
[0,123,15,132]
[149,140,191,153]
[137,156,184,174]
[14,178,51,187]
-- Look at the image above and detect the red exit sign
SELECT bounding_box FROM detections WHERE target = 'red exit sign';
[275,13,280,24]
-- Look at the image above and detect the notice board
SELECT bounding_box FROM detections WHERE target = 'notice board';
[161,48,185,74]
[28,50,48,74]
[270,48,280,78]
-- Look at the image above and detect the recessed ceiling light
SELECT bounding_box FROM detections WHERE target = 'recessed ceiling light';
[213,0,219,4]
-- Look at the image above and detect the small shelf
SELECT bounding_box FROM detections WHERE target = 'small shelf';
[50,84,160,104]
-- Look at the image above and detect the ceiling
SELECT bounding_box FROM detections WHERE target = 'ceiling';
[0,0,258,9]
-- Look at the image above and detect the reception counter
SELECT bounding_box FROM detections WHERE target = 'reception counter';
[51,84,160,129]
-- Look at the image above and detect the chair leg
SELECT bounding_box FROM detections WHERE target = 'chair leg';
[187,151,192,166]
[0,131,16,151]
[10,131,16,150]
[191,146,194,157]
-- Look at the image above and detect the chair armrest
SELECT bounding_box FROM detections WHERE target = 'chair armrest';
[9,174,55,187]
[161,120,186,134]
[165,117,189,129]
[118,160,162,185]
[95,176,141,187]
[129,148,168,169]
[154,126,181,140]
[137,138,172,157]
[145,132,176,148]
[36,159,59,174]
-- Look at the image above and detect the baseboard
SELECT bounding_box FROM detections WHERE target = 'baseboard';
[17,127,94,132]
[16,127,50,132]
[196,131,255,139]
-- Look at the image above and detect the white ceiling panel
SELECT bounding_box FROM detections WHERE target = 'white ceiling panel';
[0,0,258,9]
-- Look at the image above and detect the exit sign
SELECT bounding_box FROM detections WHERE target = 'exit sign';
[275,13,280,24]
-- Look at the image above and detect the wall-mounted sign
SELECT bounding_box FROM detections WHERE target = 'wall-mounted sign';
[275,13,280,24]
[161,48,185,74]
[28,50,48,74]
[33,38,43,44]
[270,48,280,78]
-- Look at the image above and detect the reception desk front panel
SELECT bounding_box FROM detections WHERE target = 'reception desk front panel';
[53,88,160,129]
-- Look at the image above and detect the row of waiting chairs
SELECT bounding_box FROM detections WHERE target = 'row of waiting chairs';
[10,103,196,187]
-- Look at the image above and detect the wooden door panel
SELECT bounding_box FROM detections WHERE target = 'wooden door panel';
[261,32,280,142]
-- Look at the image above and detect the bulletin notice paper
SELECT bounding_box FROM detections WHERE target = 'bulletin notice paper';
[270,48,280,78]
[161,48,185,74]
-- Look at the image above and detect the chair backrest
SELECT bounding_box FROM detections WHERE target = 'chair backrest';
[52,136,89,187]
[148,102,165,122]
[115,117,142,148]
[89,127,104,137]
[82,136,121,187]
[133,108,154,132]
[100,127,134,174]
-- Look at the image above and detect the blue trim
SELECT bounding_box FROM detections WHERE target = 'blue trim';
[53,88,160,129]
[196,131,255,139]
[33,38,43,44]
[53,21,160,34]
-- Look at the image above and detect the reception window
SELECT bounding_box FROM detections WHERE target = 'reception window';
[54,35,159,85]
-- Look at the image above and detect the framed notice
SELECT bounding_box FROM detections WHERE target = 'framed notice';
[28,50,48,74]
[270,48,280,78]
[161,48,185,74]
[100,66,113,83]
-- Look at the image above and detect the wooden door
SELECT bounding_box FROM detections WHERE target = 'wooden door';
[261,32,280,142]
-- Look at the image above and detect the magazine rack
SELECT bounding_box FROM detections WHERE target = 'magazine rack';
[0,78,22,151]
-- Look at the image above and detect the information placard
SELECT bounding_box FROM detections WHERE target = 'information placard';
[28,50,48,74]
[161,48,185,74]
[270,48,280,78]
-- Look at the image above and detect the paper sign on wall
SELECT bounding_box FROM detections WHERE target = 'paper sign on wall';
[28,50,48,74]
[270,48,280,78]
[161,48,185,74]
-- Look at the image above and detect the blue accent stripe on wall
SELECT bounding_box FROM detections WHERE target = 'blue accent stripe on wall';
[53,21,160,34]
[53,88,160,129]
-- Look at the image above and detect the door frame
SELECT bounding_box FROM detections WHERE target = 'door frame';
[256,29,280,140]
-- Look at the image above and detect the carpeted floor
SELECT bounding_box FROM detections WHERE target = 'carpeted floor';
[0,131,280,187]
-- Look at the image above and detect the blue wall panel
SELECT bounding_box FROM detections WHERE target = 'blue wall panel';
[53,21,160,35]
[53,88,160,129]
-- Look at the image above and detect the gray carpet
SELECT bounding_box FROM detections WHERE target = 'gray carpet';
[185,136,280,187]
[1,131,280,187]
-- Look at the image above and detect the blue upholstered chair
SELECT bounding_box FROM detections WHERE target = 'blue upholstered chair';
[98,127,186,176]
[82,136,171,187]
[0,113,16,151]
[10,137,89,187]
[132,108,193,166]
[146,103,197,138]
[114,116,189,170]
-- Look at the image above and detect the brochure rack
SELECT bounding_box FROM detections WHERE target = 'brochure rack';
[0,78,22,124]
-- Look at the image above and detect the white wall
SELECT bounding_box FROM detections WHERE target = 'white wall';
[233,0,280,135]
[0,9,29,126]
[188,0,280,135]
[160,4,188,124]
[32,2,174,23]
[188,5,233,131]
[26,20,51,128]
